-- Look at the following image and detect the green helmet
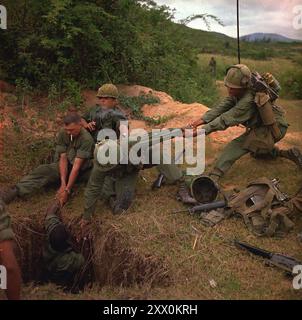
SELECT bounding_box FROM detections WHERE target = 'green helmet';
[224,64,251,89]
[96,83,119,99]
[190,175,219,203]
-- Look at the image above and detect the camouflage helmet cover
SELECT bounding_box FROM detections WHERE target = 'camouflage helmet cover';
[96,83,119,99]
[224,64,251,89]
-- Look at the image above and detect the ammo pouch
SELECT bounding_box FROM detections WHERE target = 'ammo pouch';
[228,177,294,237]
[254,92,282,141]
[243,126,275,154]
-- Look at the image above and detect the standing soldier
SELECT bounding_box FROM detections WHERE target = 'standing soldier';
[80,131,186,227]
[81,83,128,141]
[0,113,95,206]
[189,64,302,182]
[0,199,21,300]
[209,56,217,77]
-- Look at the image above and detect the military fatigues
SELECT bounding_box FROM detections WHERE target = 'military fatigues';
[83,105,127,141]
[202,89,288,176]
[15,128,94,196]
[43,211,85,287]
[0,200,14,242]
[82,106,183,218]
[83,134,184,220]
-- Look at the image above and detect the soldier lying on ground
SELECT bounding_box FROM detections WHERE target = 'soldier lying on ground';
[0,199,21,300]
[0,113,95,207]
[188,64,302,182]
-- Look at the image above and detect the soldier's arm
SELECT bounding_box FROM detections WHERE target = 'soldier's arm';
[202,97,235,124]
[59,153,68,188]
[65,157,85,192]
[203,94,255,135]
[82,109,96,132]
[0,240,21,300]
[188,97,235,128]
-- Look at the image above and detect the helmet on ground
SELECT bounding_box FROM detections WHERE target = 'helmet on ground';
[190,175,219,203]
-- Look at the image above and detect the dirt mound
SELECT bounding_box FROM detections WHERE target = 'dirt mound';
[116,84,244,139]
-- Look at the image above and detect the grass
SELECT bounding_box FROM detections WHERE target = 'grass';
[198,53,302,100]
[1,53,302,300]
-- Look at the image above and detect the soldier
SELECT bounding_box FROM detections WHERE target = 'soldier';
[80,133,185,227]
[0,113,95,207]
[41,201,85,292]
[0,199,21,300]
[189,64,302,182]
[81,83,128,141]
[209,56,217,77]
[81,84,186,209]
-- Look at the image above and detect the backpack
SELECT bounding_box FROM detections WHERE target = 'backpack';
[228,177,294,237]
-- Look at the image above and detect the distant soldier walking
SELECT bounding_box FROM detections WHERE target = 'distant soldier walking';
[209,56,217,77]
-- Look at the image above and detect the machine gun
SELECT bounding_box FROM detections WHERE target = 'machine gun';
[251,72,280,102]
[234,239,302,275]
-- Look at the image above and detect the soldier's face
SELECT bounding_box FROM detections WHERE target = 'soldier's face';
[227,87,246,98]
[64,122,82,137]
[98,97,117,108]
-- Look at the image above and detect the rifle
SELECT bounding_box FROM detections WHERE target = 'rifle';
[172,200,226,215]
[234,239,302,275]
[251,72,279,102]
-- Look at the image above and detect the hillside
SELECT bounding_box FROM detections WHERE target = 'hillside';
[0,78,302,300]
[240,33,300,43]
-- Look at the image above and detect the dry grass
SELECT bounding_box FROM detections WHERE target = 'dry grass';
[1,72,302,300]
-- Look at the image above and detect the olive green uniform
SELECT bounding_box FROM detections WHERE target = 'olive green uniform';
[15,128,95,196]
[43,211,84,286]
[83,135,184,220]
[0,200,14,242]
[83,105,127,141]
[202,89,288,176]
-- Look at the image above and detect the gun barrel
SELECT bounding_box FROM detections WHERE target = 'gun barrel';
[234,240,272,259]
[173,200,226,214]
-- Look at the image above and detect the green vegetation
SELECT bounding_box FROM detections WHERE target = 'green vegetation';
[198,53,302,100]
[0,0,218,105]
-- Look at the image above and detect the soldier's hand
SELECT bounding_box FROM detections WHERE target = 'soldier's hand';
[78,218,91,241]
[86,121,96,131]
[57,184,66,196]
[188,119,204,129]
[56,189,69,207]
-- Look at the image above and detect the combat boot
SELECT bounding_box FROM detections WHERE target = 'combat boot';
[278,147,302,169]
[110,191,133,215]
[177,184,198,204]
[0,186,18,204]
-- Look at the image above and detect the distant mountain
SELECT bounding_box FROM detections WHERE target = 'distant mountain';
[240,33,300,43]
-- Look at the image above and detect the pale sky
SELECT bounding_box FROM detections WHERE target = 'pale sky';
[154,0,302,40]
